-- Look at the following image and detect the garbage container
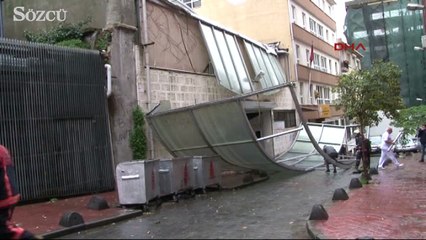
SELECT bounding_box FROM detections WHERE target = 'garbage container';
[116,160,160,205]
[192,156,222,190]
[158,157,194,197]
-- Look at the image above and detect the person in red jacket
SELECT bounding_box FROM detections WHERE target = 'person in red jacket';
[0,145,38,239]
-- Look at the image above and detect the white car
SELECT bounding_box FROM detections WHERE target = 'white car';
[394,137,421,153]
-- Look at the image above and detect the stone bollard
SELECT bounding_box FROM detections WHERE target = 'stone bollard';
[308,204,329,220]
[349,178,363,189]
[86,195,110,210]
[59,211,84,227]
[332,188,349,201]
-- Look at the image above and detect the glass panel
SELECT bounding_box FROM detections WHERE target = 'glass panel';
[319,126,345,146]
[289,142,315,154]
[244,41,261,74]
[269,56,287,84]
[252,46,273,88]
[260,50,279,86]
[225,33,252,93]
[213,143,284,172]
[150,111,209,152]
[213,28,241,93]
[200,23,231,90]
[193,101,253,144]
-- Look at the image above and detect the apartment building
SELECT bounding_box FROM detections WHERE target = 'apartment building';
[192,0,346,124]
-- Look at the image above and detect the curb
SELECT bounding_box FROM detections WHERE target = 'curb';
[41,210,144,239]
[306,220,327,239]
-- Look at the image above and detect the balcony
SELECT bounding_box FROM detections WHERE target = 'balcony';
[292,24,339,59]
[296,64,339,86]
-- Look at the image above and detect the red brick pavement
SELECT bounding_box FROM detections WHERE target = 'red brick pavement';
[308,152,426,239]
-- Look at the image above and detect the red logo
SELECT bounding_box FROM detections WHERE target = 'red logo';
[334,43,366,51]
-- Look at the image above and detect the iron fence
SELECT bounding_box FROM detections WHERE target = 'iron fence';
[0,38,114,202]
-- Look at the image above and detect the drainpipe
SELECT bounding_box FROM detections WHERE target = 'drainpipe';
[138,0,154,159]
[105,64,112,97]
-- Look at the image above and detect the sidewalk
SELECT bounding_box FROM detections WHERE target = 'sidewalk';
[12,170,267,239]
[307,152,426,239]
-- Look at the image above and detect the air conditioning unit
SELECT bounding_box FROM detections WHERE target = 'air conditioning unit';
[422,35,426,49]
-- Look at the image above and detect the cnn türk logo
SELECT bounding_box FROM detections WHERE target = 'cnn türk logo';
[334,43,366,51]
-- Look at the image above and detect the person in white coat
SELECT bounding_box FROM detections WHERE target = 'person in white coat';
[378,127,404,170]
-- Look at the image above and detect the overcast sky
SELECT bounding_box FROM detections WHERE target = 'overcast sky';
[335,0,349,42]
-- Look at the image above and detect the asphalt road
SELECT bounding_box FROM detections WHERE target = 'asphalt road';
[59,163,358,239]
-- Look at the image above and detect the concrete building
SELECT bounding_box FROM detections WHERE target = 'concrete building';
[345,0,426,107]
[192,0,346,124]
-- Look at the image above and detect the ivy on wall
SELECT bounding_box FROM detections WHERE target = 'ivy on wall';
[23,19,111,60]
[129,106,148,160]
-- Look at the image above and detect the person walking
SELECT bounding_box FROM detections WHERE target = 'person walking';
[0,145,38,239]
[416,124,426,162]
[378,127,404,170]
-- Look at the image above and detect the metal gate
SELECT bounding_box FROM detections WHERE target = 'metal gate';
[0,38,114,202]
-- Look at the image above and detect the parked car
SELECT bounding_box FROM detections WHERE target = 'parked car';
[394,137,421,153]
[369,135,382,154]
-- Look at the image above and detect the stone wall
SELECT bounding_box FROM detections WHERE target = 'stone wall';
[137,68,234,159]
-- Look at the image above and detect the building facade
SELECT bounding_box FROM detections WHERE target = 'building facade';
[193,0,346,124]
[345,0,426,107]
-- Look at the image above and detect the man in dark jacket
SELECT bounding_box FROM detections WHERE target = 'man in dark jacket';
[416,124,426,162]
[323,145,338,173]
[0,145,37,239]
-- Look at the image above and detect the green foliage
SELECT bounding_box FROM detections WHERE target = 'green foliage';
[129,106,147,160]
[55,39,90,49]
[334,60,405,132]
[333,60,405,180]
[393,105,426,136]
[24,19,90,45]
[95,31,112,51]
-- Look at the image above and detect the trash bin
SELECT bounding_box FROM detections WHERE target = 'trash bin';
[158,157,194,197]
[116,160,160,205]
[192,156,222,190]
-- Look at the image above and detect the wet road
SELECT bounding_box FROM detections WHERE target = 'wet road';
[61,167,356,239]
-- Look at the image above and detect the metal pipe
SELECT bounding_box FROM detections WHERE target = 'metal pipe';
[141,0,154,159]
[256,127,303,142]
[105,64,112,97]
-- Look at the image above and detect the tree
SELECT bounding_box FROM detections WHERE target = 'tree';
[393,105,426,138]
[129,106,147,160]
[333,60,405,181]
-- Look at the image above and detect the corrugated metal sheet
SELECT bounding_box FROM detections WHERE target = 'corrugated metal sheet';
[0,38,114,202]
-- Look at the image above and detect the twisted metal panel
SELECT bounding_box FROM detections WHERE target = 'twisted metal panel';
[0,38,114,201]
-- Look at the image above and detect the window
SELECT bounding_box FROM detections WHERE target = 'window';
[326,30,329,42]
[274,110,297,128]
[292,5,296,21]
[302,12,306,27]
[335,62,339,75]
[332,33,335,43]
[314,54,320,70]
[317,25,324,39]
[320,56,327,72]
[306,49,310,66]
[182,0,201,8]
[315,86,331,104]
[329,59,332,74]
[299,82,304,104]
[296,44,300,63]
[309,18,316,34]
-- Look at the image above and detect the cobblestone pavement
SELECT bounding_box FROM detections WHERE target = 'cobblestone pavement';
[308,152,426,239]
[60,167,356,239]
